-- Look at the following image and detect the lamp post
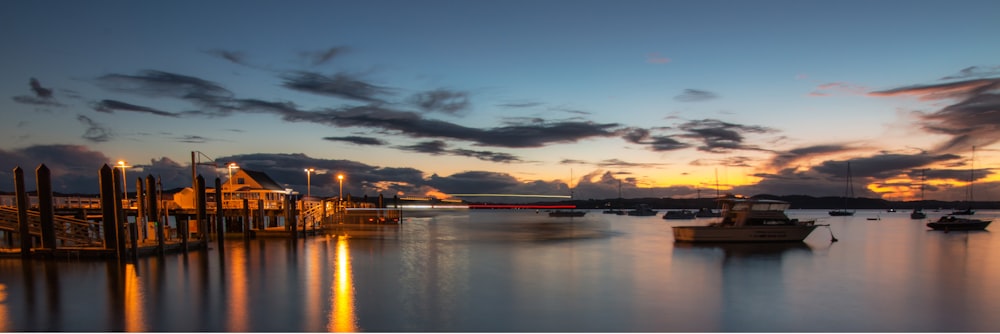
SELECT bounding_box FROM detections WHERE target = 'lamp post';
[337,174,344,200]
[226,162,239,207]
[116,160,130,207]
[304,168,314,198]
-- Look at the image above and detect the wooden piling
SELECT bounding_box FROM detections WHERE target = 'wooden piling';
[215,178,224,249]
[146,175,163,253]
[14,167,31,256]
[99,165,119,256]
[36,164,57,250]
[111,167,127,260]
[243,198,250,241]
[198,175,208,250]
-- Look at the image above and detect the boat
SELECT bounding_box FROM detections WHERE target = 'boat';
[926,215,991,231]
[950,147,977,216]
[694,207,722,218]
[672,196,818,242]
[663,209,696,219]
[829,161,856,216]
[886,208,896,213]
[603,180,626,214]
[911,169,927,219]
[626,203,657,216]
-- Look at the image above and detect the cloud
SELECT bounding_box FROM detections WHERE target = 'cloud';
[940,66,1000,80]
[674,89,718,102]
[95,70,234,112]
[173,135,212,143]
[0,145,114,193]
[11,77,64,107]
[869,76,1000,154]
[76,115,112,142]
[410,89,470,115]
[397,140,523,163]
[677,119,774,153]
[281,71,391,102]
[497,101,543,108]
[809,82,868,96]
[92,99,179,117]
[768,144,854,169]
[30,78,53,98]
[300,46,349,66]
[322,136,387,146]
[206,49,251,66]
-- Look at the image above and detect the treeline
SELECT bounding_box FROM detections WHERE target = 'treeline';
[537,195,1000,210]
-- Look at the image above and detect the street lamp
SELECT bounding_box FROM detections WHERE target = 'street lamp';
[227,162,239,206]
[337,174,344,200]
[116,160,130,207]
[304,168,315,198]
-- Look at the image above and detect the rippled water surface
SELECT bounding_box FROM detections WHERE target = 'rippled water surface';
[2,209,1000,331]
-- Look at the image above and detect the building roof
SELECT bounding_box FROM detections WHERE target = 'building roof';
[241,169,286,191]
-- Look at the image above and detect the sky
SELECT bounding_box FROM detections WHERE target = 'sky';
[2,0,1000,203]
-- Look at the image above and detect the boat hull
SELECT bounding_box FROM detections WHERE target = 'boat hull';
[926,218,990,231]
[672,225,818,242]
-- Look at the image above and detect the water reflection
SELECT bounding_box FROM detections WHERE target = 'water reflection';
[329,235,357,332]
[227,244,248,332]
[123,264,147,332]
[0,283,9,332]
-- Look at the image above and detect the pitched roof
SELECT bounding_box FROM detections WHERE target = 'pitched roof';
[241,169,286,191]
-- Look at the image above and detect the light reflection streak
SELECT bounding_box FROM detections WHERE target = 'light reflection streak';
[227,246,248,332]
[0,283,8,332]
[123,264,147,332]
[306,238,322,330]
[328,235,358,332]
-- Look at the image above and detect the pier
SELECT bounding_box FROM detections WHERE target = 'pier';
[0,163,402,259]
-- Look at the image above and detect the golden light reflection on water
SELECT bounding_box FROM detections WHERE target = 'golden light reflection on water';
[306,238,323,331]
[328,235,358,332]
[123,264,147,332]
[0,283,8,332]
[228,246,249,332]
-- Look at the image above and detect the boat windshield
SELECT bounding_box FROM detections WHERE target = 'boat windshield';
[728,201,790,212]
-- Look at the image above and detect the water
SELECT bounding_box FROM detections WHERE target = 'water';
[2,209,999,332]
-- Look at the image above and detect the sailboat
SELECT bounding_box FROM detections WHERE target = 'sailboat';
[549,170,586,217]
[695,169,723,218]
[949,147,976,215]
[829,161,856,216]
[910,169,927,219]
[602,179,626,214]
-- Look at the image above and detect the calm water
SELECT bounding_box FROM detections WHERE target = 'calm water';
[2,209,1000,332]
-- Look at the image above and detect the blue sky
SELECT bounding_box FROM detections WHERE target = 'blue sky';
[2,0,1000,202]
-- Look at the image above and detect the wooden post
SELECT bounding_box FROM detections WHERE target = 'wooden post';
[243,198,250,241]
[216,178,225,249]
[99,165,119,254]
[146,175,163,254]
[257,199,265,231]
[199,176,209,250]
[288,196,298,239]
[131,177,141,258]
[112,167,127,260]
[36,164,57,250]
[14,167,32,256]
[194,175,207,251]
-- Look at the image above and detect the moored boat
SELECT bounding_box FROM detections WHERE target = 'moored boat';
[625,204,657,216]
[926,215,990,231]
[672,196,818,242]
[663,209,696,220]
[694,207,722,218]
[549,210,586,217]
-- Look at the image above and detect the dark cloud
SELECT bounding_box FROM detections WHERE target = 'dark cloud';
[649,136,691,151]
[206,49,250,66]
[0,145,113,193]
[595,159,665,168]
[92,99,178,117]
[870,77,1000,154]
[674,89,718,102]
[427,171,523,194]
[12,95,64,107]
[76,115,112,142]
[677,119,773,153]
[768,144,853,169]
[96,70,235,112]
[322,136,387,146]
[30,78,54,98]
[301,46,349,66]
[397,140,448,155]
[173,135,211,143]
[411,89,470,115]
[497,102,543,108]
[940,66,1000,80]
[281,71,390,102]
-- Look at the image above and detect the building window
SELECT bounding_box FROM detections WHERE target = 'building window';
[237,177,245,185]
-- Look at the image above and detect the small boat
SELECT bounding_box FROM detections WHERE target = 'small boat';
[828,210,855,216]
[601,209,625,215]
[926,216,991,231]
[949,147,978,216]
[548,210,586,217]
[949,208,975,215]
[910,208,926,219]
[694,207,722,218]
[662,209,696,220]
[886,208,896,212]
[672,196,818,242]
[626,204,657,216]
[911,170,927,219]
